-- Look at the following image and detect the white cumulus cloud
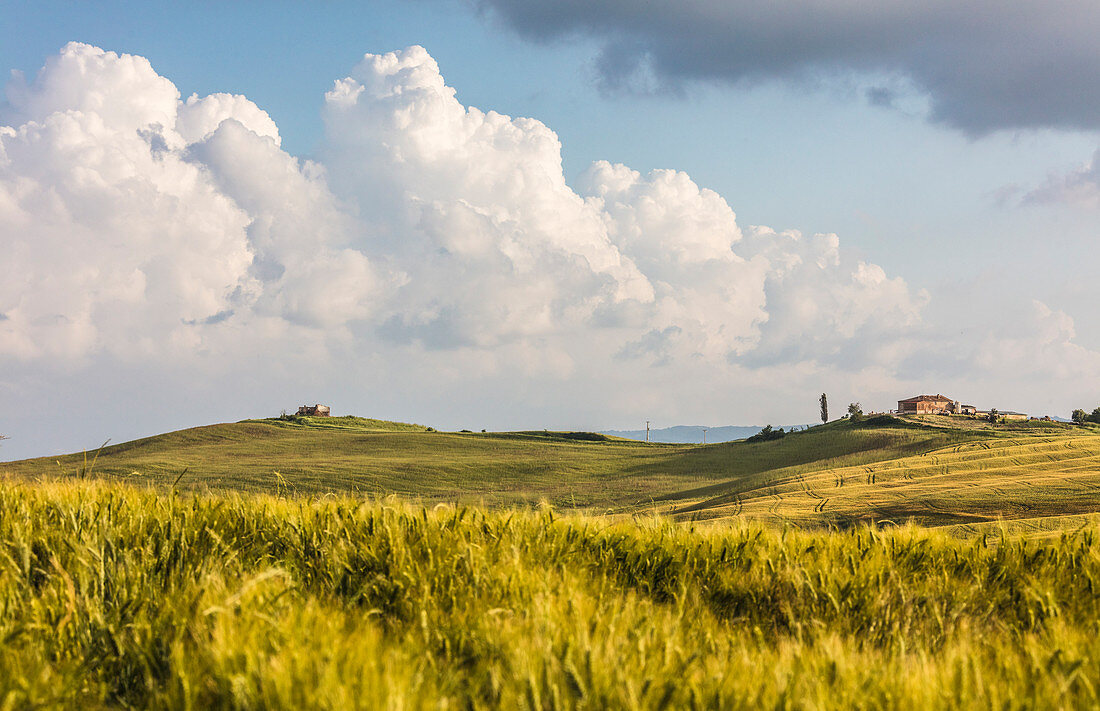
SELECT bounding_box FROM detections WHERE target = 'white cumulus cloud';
[322,46,654,348]
[318,46,926,363]
[0,42,383,362]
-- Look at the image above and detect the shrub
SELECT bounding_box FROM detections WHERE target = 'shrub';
[559,432,609,442]
[747,425,785,443]
[860,415,902,427]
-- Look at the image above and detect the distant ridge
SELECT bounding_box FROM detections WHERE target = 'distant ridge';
[601,424,812,444]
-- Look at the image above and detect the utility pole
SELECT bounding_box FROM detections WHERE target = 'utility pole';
[646,420,650,443]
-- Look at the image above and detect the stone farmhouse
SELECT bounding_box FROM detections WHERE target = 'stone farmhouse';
[896,394,1026,419]
[896,394,974,415]
[297,404,331,417]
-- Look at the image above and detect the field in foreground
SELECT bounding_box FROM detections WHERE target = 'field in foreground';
[4,414,1100,529]
[3,480,1100,709]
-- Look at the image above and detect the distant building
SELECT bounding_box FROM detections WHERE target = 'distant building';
[897,394,1025,420]
[297,404,331,417]
[897,394,956,415]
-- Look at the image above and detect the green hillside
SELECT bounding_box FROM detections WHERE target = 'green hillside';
[672,425,1100,527]
[3,414,1100,527]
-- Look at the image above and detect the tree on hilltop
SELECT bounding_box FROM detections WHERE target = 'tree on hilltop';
[820,393,829,424]
[847,402,863,422]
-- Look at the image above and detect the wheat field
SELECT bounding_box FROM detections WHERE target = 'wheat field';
[4,479,1100,709]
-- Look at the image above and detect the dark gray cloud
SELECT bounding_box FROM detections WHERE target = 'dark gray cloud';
[472,0,1100,134]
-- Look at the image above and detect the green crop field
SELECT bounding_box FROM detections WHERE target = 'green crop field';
[3,480,1100,709]
[5,415,1100,707]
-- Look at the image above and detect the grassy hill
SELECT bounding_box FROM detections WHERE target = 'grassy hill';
[673,424,1100,526]
[5,413,1100,528]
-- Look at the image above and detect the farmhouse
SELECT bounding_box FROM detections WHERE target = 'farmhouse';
[297,404,331,417]
[897,394,958,415]
[896,394,1027,420]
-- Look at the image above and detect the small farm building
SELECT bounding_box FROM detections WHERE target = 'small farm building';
[297,404,331,417]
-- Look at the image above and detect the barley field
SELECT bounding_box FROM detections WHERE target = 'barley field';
[3,479,1100,709]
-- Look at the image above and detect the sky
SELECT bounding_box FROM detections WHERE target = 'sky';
[2,0,1100,460]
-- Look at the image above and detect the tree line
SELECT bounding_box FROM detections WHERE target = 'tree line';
[1072,407,1100,425]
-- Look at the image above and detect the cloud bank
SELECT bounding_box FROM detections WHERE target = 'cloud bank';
[470,0,1100,135]
[0,42,1095,457]
[0,42,921,370]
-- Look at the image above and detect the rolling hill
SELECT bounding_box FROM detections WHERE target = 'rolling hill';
[4,413,1100,528]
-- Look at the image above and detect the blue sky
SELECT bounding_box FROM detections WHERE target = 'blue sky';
[2,1,1099,459]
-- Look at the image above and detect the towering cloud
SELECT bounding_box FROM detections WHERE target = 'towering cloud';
[0,42,383,362]
[0,44,255,360]
[313,46,926,362]
[322,46,653,348]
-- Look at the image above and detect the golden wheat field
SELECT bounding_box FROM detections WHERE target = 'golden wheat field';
[3,480,1100,709]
